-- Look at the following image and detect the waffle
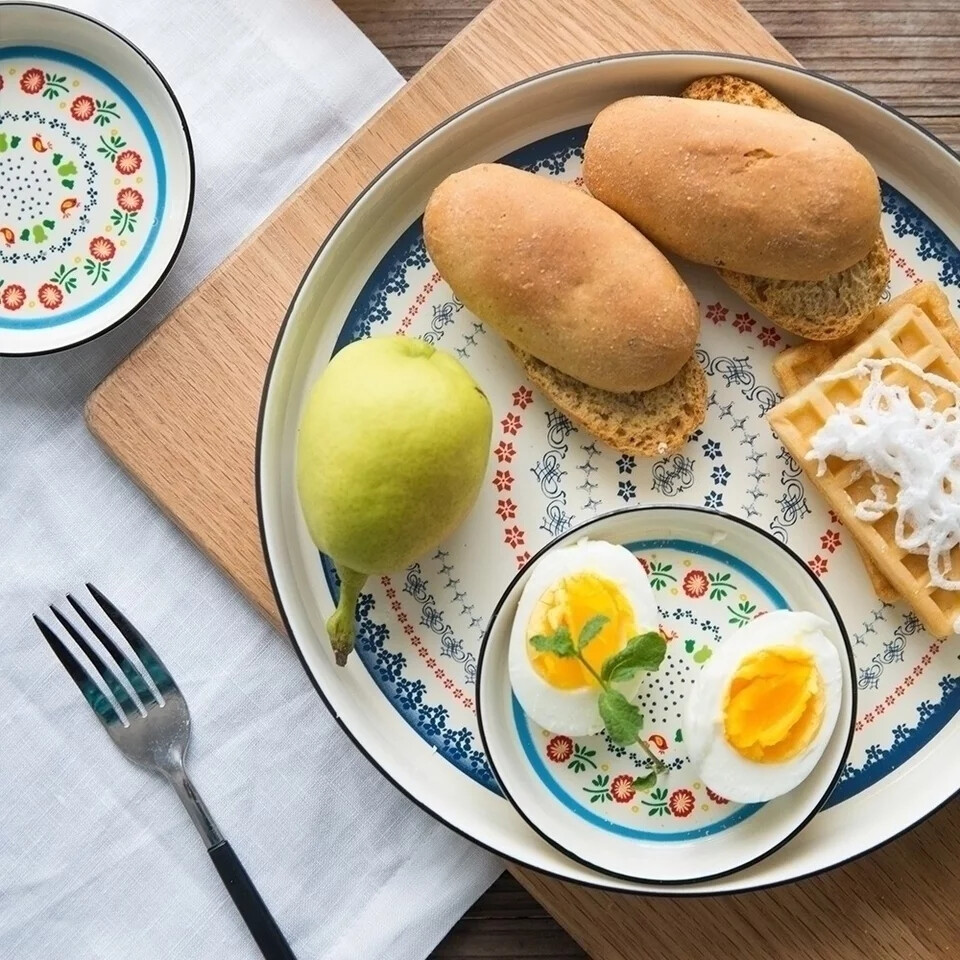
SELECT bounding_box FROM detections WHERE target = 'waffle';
[774,282,959,394]
[768,304,960,637]
[773,282,960,603]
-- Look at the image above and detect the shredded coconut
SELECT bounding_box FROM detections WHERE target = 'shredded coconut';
[808,357,960,592]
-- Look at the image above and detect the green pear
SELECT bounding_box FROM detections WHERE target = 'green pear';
[297,336,492,665]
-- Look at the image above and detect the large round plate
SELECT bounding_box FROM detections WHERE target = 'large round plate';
[258,53,960,893]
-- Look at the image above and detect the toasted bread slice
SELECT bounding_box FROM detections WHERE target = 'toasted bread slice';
[512,348,707,457]
[718,232,890,341]
[681,74,888,341]
[681,74,792,112]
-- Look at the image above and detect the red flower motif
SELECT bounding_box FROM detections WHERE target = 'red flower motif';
[904,675,915,687]
[115,150,142,175]
[819,529,841,553]
[496,498,517,520]
[516,552,530,567]
[829,509,841,524]
[638,557,650,574]
[89,236,116,261]
[504,526,525,549]
[546,735,573,762]
[733,311,755,333]
[922,654,933,666]
[1,284,26,311]
[512,386,534,409]
[611,774,636,804]
[669,788,696,818]
[117,187,144,212]
[37,283,63,310]
[682,569,708,598]
[501,412,522,435]
[808,554,828,576]
[758,326,781,347]
[492,469,514,492]
[705,303,728,325]
[70,95,96,121]
[895,685,905,696]
[706,786,729,805]
[20,68,45,94]
[494,441,516,463]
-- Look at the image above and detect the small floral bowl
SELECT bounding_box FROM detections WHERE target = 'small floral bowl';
[476,505,857,886]
[0,3,194,355]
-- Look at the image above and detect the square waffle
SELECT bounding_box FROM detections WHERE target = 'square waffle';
[768,304,960,637]
[773,282,960,603]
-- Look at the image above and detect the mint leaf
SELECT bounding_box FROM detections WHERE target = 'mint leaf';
[577,614,609,651]
[601,631,666,684]
[599,689,643,746]
[632,772,657,792]
[529,626,575,657]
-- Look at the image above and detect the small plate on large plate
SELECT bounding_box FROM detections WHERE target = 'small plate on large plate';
[476,505,856,885]
[258,52,960,893]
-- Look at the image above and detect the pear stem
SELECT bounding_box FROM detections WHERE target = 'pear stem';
[326,566,368,666]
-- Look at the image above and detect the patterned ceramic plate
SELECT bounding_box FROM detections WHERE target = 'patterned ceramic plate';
[0,3,193,355]
[476,506,856,884]
[258,54,960,893]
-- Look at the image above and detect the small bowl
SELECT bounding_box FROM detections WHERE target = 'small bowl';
[476,505,856,886]
[0,3,194,355]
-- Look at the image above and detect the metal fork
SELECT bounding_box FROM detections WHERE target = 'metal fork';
[35,584,296,960]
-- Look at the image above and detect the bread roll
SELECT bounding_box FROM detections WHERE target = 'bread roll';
[583,96,881,282]
[423,163,699,394]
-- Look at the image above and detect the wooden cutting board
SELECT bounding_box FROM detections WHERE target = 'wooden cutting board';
[86,1,960,957]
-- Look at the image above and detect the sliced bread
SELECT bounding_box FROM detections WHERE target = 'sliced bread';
[681,74,889,341]
[718,232,890,341]
[681,74,792,112]
[512,348,707,457]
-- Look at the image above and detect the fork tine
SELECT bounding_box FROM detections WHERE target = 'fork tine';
[86,584,176,694]
[34,615,121,727]
[51,605,139,719]
[67,594,157,708]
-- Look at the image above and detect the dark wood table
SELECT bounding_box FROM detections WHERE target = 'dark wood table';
[333,2,959,956]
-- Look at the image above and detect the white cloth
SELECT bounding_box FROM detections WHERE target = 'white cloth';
[0,2,502,957]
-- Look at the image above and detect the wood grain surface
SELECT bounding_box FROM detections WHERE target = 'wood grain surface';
[84,2,959,958]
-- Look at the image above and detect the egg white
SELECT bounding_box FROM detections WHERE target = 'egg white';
[683,610,843,804]
[508,539,659,735]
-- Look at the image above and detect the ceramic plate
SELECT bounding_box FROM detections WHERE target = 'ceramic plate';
[476,506,856,884]
[258,53,960,893]
[0,3,194,355]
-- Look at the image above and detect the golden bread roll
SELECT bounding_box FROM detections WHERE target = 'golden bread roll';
[583,96,881,282]
[423,163,699,394]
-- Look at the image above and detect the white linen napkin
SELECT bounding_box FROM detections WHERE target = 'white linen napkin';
[0,2,502,957]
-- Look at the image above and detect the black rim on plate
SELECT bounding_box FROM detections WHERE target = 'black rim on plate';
[0,2,196,358]
[256,51,960,896]
[474,504,858,887]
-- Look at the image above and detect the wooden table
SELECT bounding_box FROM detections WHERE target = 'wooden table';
[324,2,959,957]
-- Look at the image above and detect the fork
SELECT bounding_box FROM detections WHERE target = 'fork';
[35,584,296,960]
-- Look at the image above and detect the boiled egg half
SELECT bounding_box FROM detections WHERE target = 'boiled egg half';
[509,539,659,735]
[683,610,842,804]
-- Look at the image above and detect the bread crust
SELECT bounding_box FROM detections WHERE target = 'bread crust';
[423,163,699,394]
[583,96,881,282]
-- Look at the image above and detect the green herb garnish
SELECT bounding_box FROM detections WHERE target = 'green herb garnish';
[530,615,667,789]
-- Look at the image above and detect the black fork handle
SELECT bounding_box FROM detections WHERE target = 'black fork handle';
[208,840,297,959]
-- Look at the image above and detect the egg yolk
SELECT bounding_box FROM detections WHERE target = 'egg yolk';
[722,646,825,763]
[526,573,637,689]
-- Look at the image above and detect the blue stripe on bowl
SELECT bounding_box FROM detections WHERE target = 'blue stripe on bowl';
[0,46,168,331]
